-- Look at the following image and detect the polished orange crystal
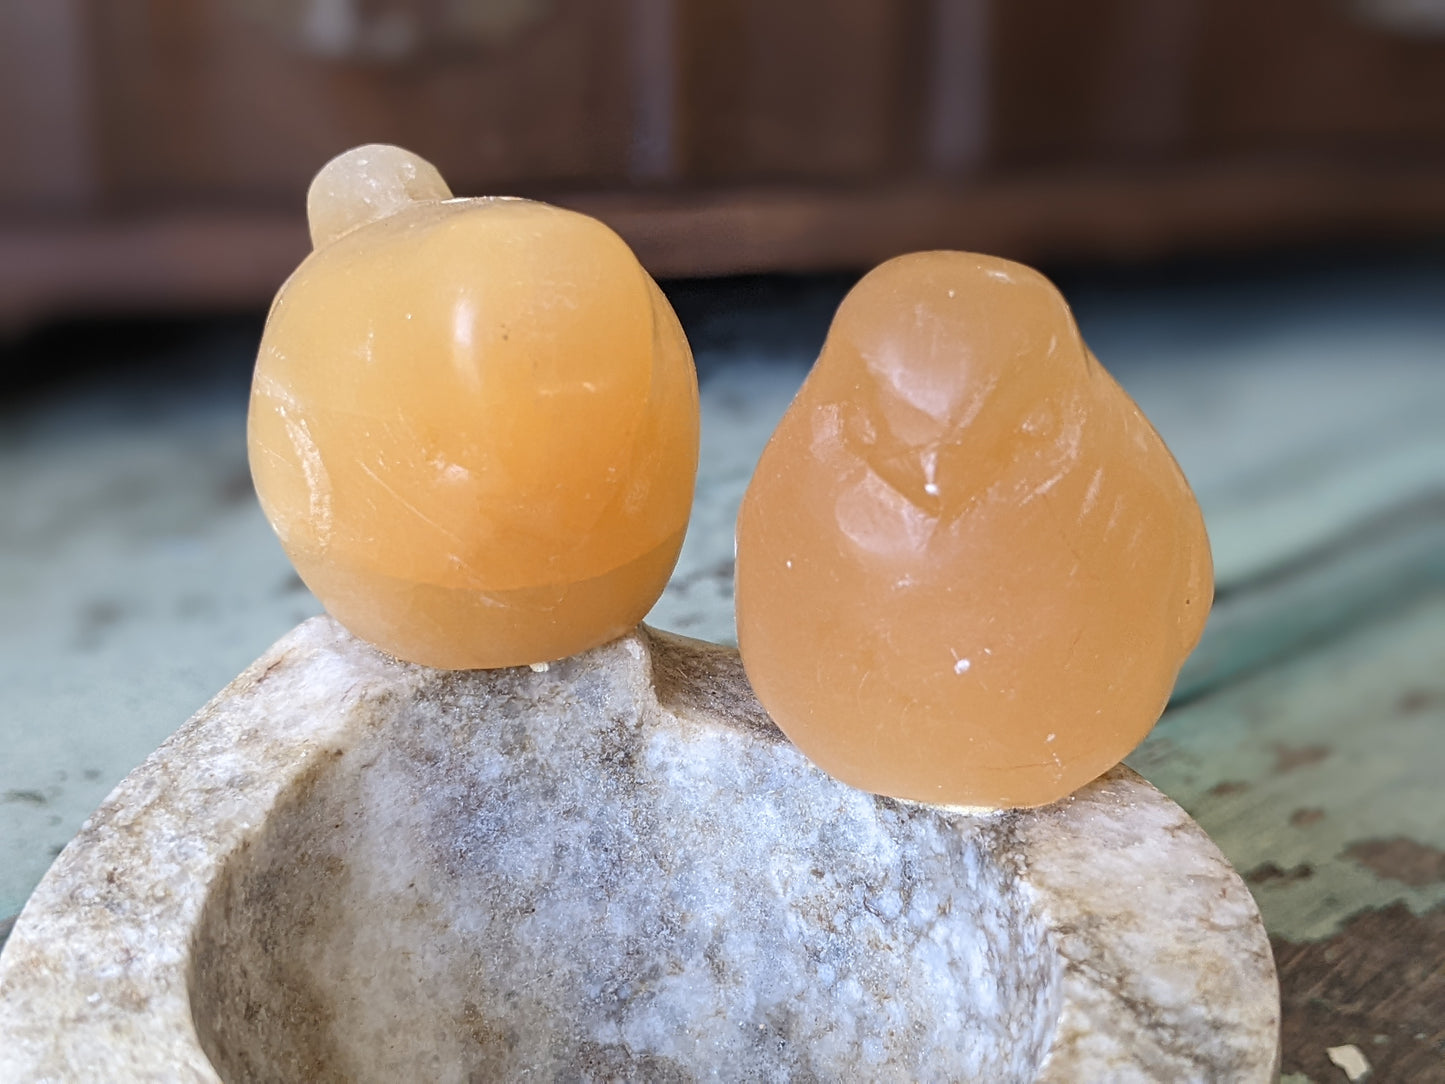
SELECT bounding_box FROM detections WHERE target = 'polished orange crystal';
[735,252,1212,809]
[249,146,699,669]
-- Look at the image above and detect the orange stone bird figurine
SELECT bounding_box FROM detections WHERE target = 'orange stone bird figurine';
[735,252,1212,809]
[249,145,699,670]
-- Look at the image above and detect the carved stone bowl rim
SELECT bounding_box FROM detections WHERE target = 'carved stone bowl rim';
[0,617,1280,1081]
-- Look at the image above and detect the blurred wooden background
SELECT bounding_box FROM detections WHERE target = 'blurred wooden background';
[3,0,1445,325]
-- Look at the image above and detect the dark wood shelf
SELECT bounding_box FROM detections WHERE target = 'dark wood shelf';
[4,0,1445,326]
[5,157,1444,327]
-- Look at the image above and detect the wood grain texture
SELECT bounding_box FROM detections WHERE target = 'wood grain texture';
[0,0,96,213]
[86,0,639,204]
[925,0,991,174]
[1273,903,1445,1081]
[626,0,679,182]
[0,214,308,327]
[1192,0,1445,154]
[1131,590,1445,1079]
[575,160,1445,275]
[674,0,925,182]
[7,157,1443,325]
[5,0,1445,313]
[988,0,1139,164]
[1087,0,1201,158]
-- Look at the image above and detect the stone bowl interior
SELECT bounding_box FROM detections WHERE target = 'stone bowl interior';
[0,619,1280,1082]
[190,634,1058,1083]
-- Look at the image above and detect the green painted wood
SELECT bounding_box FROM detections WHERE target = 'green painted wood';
[1131,589,1445,1080]
[1177,496,1445,702]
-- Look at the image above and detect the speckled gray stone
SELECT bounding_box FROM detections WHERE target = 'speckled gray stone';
[0,618,1279,1082]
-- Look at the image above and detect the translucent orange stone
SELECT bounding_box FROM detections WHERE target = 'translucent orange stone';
[735,252,1212,809]
[249,146,699,669]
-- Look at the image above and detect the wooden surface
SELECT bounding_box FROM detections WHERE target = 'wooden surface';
[4,0,1445,321]
[1131,589,1445,1081]
[8,0,1436,200]
[5,158,1445,327]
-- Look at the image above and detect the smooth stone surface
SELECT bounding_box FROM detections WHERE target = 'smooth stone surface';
[252,162,699,669]
[0,618,1277,1082]
[736,253,1211,808]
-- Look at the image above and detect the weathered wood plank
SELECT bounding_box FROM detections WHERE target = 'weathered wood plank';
[1130,592,1445,1079]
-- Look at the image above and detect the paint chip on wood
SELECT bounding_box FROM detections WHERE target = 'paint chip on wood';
[1272,743,1332,774]
[1326,1043,1370,1080]
[1344,837,1445,887]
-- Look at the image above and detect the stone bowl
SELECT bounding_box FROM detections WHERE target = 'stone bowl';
[0,618,1279,1082]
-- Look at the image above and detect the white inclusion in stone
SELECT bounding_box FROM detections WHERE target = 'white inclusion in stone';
[922,449,940,497]
[1046,733,1056,743]
[954,657,972,675]
[785,560,793,569]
